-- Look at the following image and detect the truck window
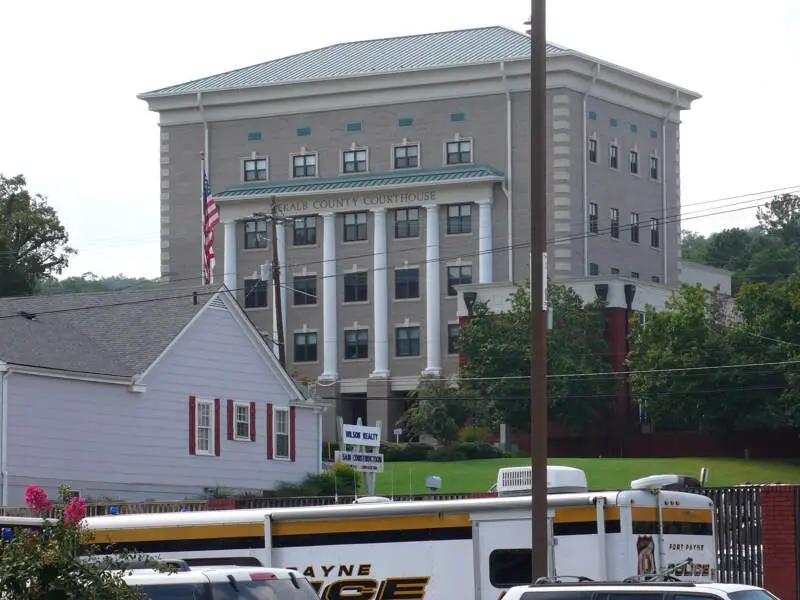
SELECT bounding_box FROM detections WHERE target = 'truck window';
[134,583,208,600]
[520,593,590,600]
[728,591,780,600]
[210,579,320,600]
[489,549,532,587]
[595,594,665,600]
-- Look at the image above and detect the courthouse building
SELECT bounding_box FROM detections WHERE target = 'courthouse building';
[139,25,701,437]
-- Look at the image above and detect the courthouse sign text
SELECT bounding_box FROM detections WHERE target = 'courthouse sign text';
[275,190,438,216]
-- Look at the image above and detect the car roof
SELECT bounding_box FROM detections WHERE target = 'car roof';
[123,566,301,585]
[508,582,769,595]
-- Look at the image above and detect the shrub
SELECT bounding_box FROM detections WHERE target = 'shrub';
[381,442,435,462]
[427,445,468,462]
[266,462,361,497]
[458,426,492,443]
[426,442,510,462]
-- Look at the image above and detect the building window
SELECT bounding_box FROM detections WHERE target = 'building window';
[445,139,472,164]
[244,158,268,182]
[393,144,419,169]
[344,212,368,242]
[631,271,640,279]
[292,153,317,178]
[293,275,317,306]
[396,326,421,357]
[588,202,598,234]
[590,262,599,276]
[395,208,420,238]
[609,144,619,169]
[343,149,367,173]
[395,268,420,299]
[447,324,460,355]
[344,272,368,303]
[447,265,472,297]
[447,204,472,234]
[273,407,290,460]
[234,403,250,441]
[195,399,215,456]
[588,138,598,163]
[650,218,660,248]
[650,156,659,179]
[630,212,640,244]
[610,208,620,239]
[293,216,317,246]
[244,279,268,309]
[610,267,620,275]
[629,150,639,174]
[293,332,318,362]
[344,329,369,360]
[651,275,661,283]
[243,219,267,249]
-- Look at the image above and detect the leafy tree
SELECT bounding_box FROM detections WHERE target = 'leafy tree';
[0,174,75,297]
[34,272,161,295]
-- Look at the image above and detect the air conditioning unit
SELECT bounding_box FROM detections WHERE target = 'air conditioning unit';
[495,465,589,496]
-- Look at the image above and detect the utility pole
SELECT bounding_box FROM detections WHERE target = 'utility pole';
[270,196,287,369]
[529,0,550,582]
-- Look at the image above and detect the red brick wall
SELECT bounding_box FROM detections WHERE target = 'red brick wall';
[761,486,798,599]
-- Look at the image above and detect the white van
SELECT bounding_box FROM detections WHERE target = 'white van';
[501,580,780,600]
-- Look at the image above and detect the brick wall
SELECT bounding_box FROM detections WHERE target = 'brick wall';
[761,485,799,599]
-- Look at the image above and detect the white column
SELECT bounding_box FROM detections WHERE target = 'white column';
[223,220,237,292]
[424,204,442,375]
[321,212,339,381]
[272,222,287,357]
[371,208,389,378]
[477,199,494,284]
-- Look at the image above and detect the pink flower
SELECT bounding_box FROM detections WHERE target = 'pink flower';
[24,485,53,513]
[64,497,87,525]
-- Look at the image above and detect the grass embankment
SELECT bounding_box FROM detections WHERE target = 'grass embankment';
[371,458,800,495]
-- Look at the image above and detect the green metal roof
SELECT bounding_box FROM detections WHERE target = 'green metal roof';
[215,165,505,200]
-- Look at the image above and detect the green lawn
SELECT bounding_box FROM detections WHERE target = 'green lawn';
[371,458,800,495]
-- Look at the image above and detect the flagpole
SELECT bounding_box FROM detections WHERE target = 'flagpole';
[201,153,207,285]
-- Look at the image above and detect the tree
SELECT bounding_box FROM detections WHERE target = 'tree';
[0,174,75,297]
[34,272,161,295]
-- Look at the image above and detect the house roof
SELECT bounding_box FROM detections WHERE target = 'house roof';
[216,164,505,200]
[0,284,221,377]
[139,26,568,98]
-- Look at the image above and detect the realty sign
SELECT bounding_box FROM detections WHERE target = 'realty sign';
[342,424,381,447]
[335,451,385,473]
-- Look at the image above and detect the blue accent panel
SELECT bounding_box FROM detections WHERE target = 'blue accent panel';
[296,127,311,137]
[398,117,414,127]
[588,111,597,121]
[630,124,638,133]
[450,112,466,122]
[247,132,262,142]
[650,129,658,139]
[347,122,363,132]
[610,118,618,127]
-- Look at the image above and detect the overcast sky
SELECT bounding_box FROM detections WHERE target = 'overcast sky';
[1,0,798,279]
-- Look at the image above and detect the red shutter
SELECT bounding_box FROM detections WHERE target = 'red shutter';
[266,403,274,460]
[214,398,221,456]
[290,406,296,462]
[188,396,197,455]
[227,400,234,441]
[250,402,257,442]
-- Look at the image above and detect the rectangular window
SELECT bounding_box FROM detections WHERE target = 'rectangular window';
[447,324,460,354]
[395,268,420,299]
[344,272,368,302]
[629,150,639,174]
[650,155,659,179]
[292,154,317,178]
[343,149,367,173]
[489,549,533,589]
[610,207,620,239]
[344,329,369,360]
[651,275,661,283]
[588,138,598,163]
[590,262,599,276]
[293,275,317,306]
[234,403,250,441]
[243,158,268,182]
[446,204,472,234]
[293,216,317,246]
[447,265,472,297]
[631,271,640,279]
[393,144,419,169]
[610,267,620,275]
[344,212,368,242]
[445,140,472,164]
[396,326,421,357]
[244,279,268,309]
[195,400,214,455]
[609,144,619,169]
[293,332,318,362]
[650,218,660,248]
[588,202,598,234]
[273,407,290,460]
[395,208,420,238]
[630,212,640,243]
[243,219,267,250]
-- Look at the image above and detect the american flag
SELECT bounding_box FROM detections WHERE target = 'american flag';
[202,169,220,285]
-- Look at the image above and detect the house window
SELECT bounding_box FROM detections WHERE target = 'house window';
[609,144,619,169]
[273,407,290,460]
[610,267,620,275]
[293,275,317,306]
[395,208,420,238]
[344,272,368,303]
[651,275,661,283]
[650,156,659,179]
[344,212,368,242]
[244,279,268,309]
[590,262,599,276]
[447,324,460,354]
[630,212,640,243]
[293,332,318,362]
[343,149,367,173]
[650,218,660,248]
[445,139,472,164]
[244,158,268,182]
[292,153,317,178]
[631,271,640,279]
[588,138,598,163]
[293,216,317,246]
[344,329,369,360]
[588,202,598,234]
[393,144,419,169]
[610,208,620,239]
[629,150,639,174]
[396,326,421,357]
[447,204,472,234]
[395,268,420,299]
[195,399,214,455]
[234,403,250,441]
[447,265,472,297]
[243,220,267,250]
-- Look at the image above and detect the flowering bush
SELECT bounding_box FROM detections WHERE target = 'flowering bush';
[0,484,156,599]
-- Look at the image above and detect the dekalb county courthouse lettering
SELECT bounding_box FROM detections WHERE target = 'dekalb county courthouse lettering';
[140,25,706,440]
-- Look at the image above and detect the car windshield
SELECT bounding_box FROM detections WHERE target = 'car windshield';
[136,579,320,600]
[728,591,780,600]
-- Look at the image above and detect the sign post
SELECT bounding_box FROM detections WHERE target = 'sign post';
[335,417,383,496]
